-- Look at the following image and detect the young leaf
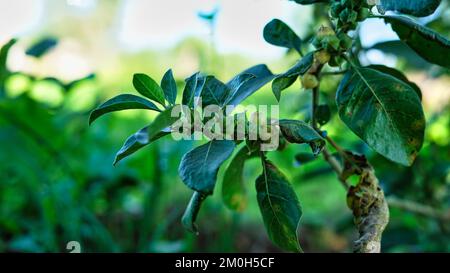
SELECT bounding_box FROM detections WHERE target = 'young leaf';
[226,64,275,106]
[222,146,257,212]
[181,191,206,234]
[278,119,325,155]
[272,52,314,101]
[378,0,441,17]
[179,140,236,194]
[367,65,422,100]
[113,126,171,165]
[256,158,302,252]
[384,16,450,69]
[133,73,166,105]
[147,106,180,140]
[89,94,161,125]
[161,69,177,105]
[336,67,425,166]
[263,19,302,53]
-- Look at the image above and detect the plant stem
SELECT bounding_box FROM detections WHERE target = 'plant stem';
[322,147,349,189]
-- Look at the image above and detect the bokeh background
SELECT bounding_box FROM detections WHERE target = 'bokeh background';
[0,0,449,253]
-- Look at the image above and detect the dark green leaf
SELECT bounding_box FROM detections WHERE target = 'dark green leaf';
[181,191,206,234]
[226,64,275,106]
[272,52,314,101]
[224,73,256,105]
[182,72,206,108]
[179,140,236,194]
[272,77,297,102]
[26,37,58,58]
[263,19,302,53]
[336,67,425,166]
[161,69,177,105]
[89,94,161,125]
[256,158,302,252]
[378,0,441,17]
[199,76,230,107]
[222,146,257,211]
[113,126,170,165]
[133,73,166,105]
[278,119,325,155]
[368,65,422,100]
[384,15,450,69]
[147,106,180,140]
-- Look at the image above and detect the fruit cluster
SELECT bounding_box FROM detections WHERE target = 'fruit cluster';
[330,0,371,32]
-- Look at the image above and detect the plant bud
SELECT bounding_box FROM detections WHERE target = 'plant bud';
[314,50,331,64]
[316,26,335,41]
[301,74,319,89]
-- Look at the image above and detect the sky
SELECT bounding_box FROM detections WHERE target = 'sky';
[0,0,400,60]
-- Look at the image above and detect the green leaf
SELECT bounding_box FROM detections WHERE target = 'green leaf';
[256,158,302,252]
[224,73,256,105]
[161,69,177,105]
[272,77,297,102]
[181,191,206,234]
[290,0,329,5]
[368,65,422,100]
[113,126,170,165]
[182,72,206,108]
[384,15,450,69]
[222,146,257,212]
[263,19,302,53]
[89,94,161,125]
[147,106,180,140]
[272,52,314,101]
[278,119,325,155]
[26,37,58,58]
[179,140,236,194]
[336,66,425,166]
[226,64,275,106]
[133,73,166,105]
[199,76,230,107]
[378,0,441,17]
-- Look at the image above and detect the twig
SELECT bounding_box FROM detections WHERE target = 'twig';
[386,196,450,222]
[322,147,349,189]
